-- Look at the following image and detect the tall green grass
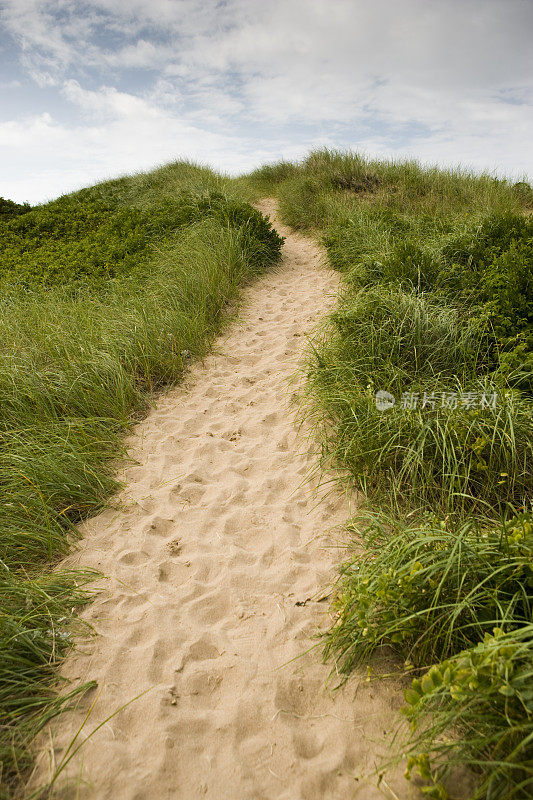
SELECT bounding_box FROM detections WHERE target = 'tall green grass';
[326,511,533,799]
[326,512,533,669]
[3,147,530,798]
[274,149,529,225]
[303,286,531,514]
[327,511,533,798]
[0,163,282,798]
[265,148,532,516]
[261,148,532,798]
[0,571,97,793]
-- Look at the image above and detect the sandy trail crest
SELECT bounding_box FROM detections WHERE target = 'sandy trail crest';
[37,200,410,800]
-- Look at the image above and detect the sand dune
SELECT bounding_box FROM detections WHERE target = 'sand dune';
[33,200,414,799]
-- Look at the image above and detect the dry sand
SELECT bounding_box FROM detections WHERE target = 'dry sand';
[34,200,415,800]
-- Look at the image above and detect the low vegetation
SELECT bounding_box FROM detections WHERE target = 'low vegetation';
[249,150,532,798]
[0,197,31,221]
[0,162,282,798]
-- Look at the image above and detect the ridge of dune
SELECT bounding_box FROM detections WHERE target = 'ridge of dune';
[33,200,412,800]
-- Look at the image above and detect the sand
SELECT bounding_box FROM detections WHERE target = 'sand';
[34,200,415,800]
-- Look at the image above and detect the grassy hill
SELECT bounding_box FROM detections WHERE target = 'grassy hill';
[245,150,533,799]
[0,162,282,799]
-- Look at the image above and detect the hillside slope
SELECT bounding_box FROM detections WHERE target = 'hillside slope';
[0,164,282,799]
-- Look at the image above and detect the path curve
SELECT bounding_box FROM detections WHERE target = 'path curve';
[35,200,410,800]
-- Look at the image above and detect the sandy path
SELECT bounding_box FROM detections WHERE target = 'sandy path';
[37,200,412,800]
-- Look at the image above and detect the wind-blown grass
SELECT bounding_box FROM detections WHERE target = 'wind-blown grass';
[3,148,530,798]
[325,510,533,799]
[275,149,529,225]
[326,512,533,670]
[0,571,97,794]
[265,149,532,516]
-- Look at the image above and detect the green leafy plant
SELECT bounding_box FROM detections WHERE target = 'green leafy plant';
[403,625,533,799]
[325,512,533,671]
[0,197,31,221]
[326,511,533,799]
[0,188,283,291]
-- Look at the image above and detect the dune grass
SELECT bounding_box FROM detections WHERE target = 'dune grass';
[303,286,531,515]
[0,162,282,798]
[250,149,532,516]
[250,149,532,798]
[326,511,533,669]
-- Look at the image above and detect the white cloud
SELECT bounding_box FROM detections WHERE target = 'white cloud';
[0,98,320,204]
[1,0,532,202]
[104,39,170,69]
[62,80,160,120]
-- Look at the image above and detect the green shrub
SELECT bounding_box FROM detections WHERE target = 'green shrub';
[0,187,283,291]
[512,181,533,206]
[437,213,533,390]
[173,190,284,270]
[403,625,533,799]
[325,512,533,670]
[439,214,533,318]
[0,197,31,221]
[442,213,533,273]
[0,195,177,289]
[477,239,532,336]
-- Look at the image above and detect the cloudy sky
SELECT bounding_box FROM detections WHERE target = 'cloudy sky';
[1,0,532,204]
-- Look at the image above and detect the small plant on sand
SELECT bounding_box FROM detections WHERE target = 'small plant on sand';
[326,512,533,670]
